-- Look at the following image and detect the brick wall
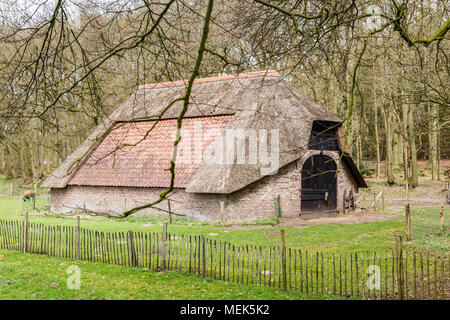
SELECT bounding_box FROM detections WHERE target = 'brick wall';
[50,152,359,222]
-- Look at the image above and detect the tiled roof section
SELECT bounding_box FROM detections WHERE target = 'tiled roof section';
[138,70,279,90]
[68,115,232,188]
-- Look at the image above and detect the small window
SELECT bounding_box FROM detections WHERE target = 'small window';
[308,121,340,151]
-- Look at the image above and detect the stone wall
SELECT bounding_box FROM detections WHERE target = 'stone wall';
[50,153,359,222]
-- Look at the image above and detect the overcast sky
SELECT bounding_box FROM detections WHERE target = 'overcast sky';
[0,0,140,27]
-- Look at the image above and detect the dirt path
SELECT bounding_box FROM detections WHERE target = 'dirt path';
[276,211,397,228]
[361,180,447,208]
[387,197,441,206]
[226,210,397,230]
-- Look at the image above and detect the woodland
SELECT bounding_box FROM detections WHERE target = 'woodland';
[0,0,448,191]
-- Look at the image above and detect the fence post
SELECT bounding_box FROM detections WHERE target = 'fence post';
[76,216,80,260]
[343,189,347,214]
[280,229,287,291]
[382,191,385,211]
[7,182,12,197]
[446,181,449,204]
[278,195,282,219]
[161,223,167,271]
[168,200,172,224]
[220,200,225,226]
[201,235,206,277]
[405,179,411,241]
[395,234,404,300]
[373,192,377,212]
[440,198,445,232]
[274,198,278,222]
[349,189,354,210]
[274,195,282,222]
[127,230,138,267]
[23,212,29,253]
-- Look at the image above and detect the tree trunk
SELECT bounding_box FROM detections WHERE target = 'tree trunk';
[402,103,409,182]
[383,107,395,185]
[437,128,441,180]
[372,61,381,180]
[30,141,37,182]
[19,143,28,179]
[5,144,17,178]
[408,107,419,188]
[355,116,361,170]
[429,105,439,181]
[374,92,381,181]
[427,105,433,173]
[393,132,400,171]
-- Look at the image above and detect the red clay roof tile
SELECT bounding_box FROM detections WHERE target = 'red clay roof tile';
[69,115,232,188]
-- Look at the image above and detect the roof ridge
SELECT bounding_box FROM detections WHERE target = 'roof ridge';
[115,114,234,124]
[138,70,279,90]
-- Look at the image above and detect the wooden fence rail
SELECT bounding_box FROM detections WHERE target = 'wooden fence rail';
[0,218,448,300]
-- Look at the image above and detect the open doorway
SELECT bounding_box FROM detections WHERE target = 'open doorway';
[301,154,337,214]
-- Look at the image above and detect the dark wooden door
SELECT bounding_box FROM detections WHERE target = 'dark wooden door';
[301,155,337,213]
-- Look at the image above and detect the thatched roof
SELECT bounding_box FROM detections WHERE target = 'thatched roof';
[42,70,356,193]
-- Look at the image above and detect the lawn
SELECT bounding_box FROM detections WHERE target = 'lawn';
[0,180,448,300]
[0,250,343,300]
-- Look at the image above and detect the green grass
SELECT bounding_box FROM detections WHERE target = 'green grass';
[409,207,449,251]
[0,197,447,253]
[0,250,343,300]
[0,178,447,300]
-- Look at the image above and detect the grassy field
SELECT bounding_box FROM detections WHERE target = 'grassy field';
[0,178,448,300]
[0,250,343,300]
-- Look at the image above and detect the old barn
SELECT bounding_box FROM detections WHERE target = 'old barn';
[42,70,367,221]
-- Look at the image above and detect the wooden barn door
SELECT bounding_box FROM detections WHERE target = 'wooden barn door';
[301,155,337,214]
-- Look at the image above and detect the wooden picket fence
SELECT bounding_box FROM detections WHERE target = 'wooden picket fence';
[0,216,448,300]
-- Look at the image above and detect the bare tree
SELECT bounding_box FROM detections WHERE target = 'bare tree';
[0,0,448,217]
